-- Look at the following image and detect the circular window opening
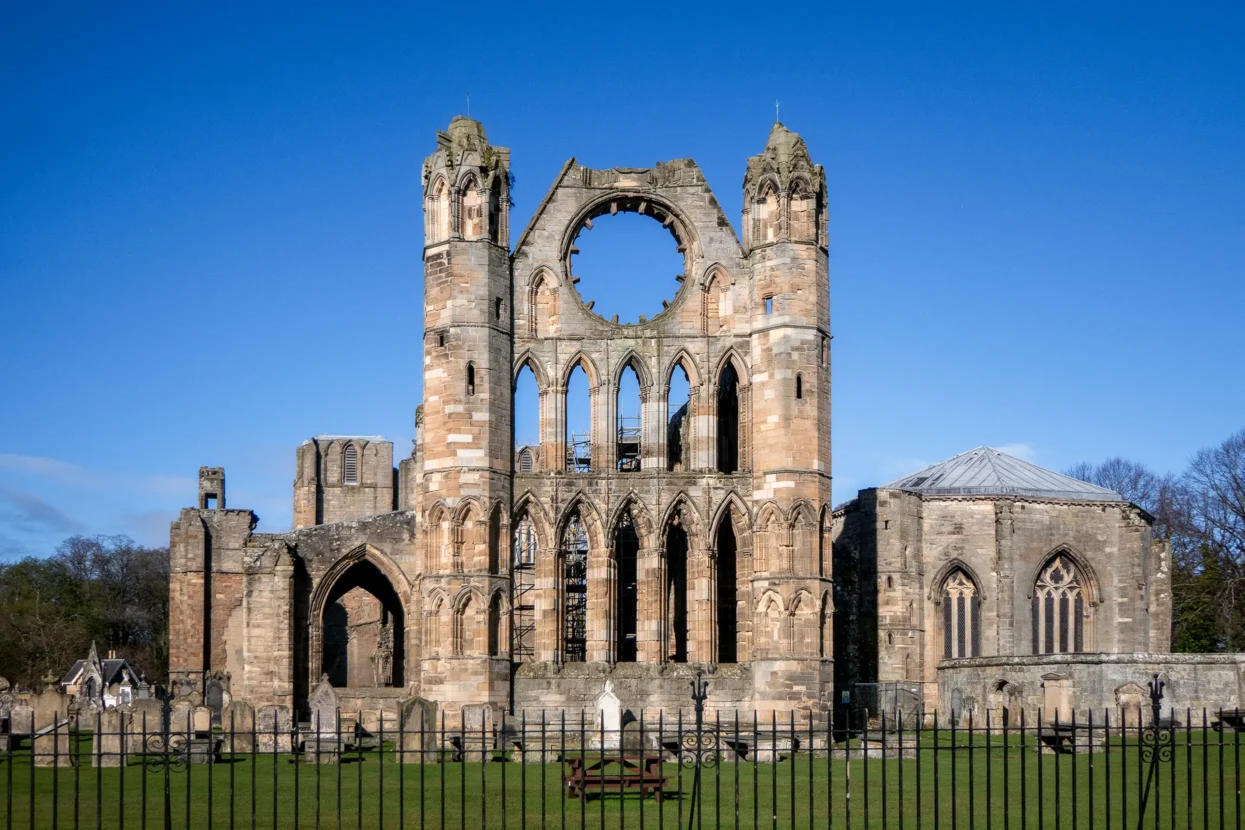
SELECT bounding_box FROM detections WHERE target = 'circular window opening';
[568,210,688,324]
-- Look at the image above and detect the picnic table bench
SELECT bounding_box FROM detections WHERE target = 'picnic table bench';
[564,755,668,803]
[1212,709,1245,732]
[1037,722,1077,754]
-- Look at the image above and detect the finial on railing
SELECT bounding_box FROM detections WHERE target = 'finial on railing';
[690,672,709,714]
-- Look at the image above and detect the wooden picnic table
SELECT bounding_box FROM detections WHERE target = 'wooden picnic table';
[1213,709,1245,732]
[1037,722,1077,754]
[564,754,668,803]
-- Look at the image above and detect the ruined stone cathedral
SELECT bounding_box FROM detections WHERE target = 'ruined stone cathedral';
[169,117,834,723]
[168,117,1178,728]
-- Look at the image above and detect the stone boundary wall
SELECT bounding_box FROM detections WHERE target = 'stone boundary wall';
[937,653,1245,724]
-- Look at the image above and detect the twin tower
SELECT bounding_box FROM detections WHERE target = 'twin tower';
[169,116,834,721]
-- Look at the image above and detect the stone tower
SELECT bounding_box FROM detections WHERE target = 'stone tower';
[741,124,833,703]
[417,117,513,714]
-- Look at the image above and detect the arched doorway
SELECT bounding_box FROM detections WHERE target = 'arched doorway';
[318,559,405,687]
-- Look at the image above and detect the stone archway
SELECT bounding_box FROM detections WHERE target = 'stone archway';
[309,550,410,690]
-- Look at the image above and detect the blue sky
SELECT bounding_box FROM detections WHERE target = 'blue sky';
[2,3,1242,558]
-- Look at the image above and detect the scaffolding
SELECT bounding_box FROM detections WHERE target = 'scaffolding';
[616,413,641,471]
[511,519,538,665]
[561,516,589,662]
[566,432,592,472]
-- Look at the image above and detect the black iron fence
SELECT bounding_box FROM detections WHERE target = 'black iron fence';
[2,676,1242,828]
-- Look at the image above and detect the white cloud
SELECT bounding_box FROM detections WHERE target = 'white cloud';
[995,442,1037,462]
[0,454,93,487]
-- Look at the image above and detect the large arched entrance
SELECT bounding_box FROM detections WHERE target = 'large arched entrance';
[317,559,405,687]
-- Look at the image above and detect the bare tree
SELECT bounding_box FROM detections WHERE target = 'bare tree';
[1169,428,1245,649]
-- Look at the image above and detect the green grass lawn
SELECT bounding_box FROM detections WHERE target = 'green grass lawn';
[1,731,1242,828]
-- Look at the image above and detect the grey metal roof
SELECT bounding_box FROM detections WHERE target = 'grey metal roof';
[883,447,1123,501]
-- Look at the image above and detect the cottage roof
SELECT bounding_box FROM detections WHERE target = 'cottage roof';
[882,447,1122,502]
[60,658,133,687]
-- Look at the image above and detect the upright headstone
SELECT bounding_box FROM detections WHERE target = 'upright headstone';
[10,703,34,736]
[307,677,339,737]
[306,677,341,764]
[256,705,292,753]
[221,700,255,754]
[399,697,436,763]
[93,707,130,767]
[128,698,165,746]
[593,681,622,750]
[192,706,212,736]
[32,721,72,767]
[204,676,227,723]
[170,699,195,735]
[32,689,67,730]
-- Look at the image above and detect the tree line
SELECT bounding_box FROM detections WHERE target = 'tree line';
[0,535,169,688]
[1067,426,1245,652]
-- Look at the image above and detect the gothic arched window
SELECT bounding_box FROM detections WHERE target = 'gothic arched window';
[426,179,449,243]
[560,514,589,663]
[941,569,981,659]
[1033,554,1087,654]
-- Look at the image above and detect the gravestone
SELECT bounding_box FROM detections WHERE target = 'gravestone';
[593,681,622,750]
[170,699,195,735]
[10,703,34,736]
[305,677,341,764]
[32,721,72,767]
[128,699,164,735]
[307,677,339,736]
[204,675,228,724]
[399,697,436,763]
[256,705,292,753]
[192,706,212,736]
[221,700,255,754]
[93,707,130,767]
[32,689,67,730]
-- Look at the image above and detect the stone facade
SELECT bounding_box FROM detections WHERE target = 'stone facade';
[938,653,1245,726]
[832,447,1173,718]
[168,117,834,724]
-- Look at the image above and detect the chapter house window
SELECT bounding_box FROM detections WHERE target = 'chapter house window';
[343,444,358,485]
[1033,553,1086,654]
[941,569,980,659]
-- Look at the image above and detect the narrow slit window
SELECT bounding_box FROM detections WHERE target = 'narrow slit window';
[795,374,803,399]
[466,363,476,396]
[343,444,358,485]
[764,296,774,315]
[494,298,503,321]
[438,332,445,347]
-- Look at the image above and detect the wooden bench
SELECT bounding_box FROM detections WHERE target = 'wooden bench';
[563,755,668,803]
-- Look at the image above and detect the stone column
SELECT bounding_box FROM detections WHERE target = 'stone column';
[656,384,670,471]
[688,544,712,662]
[994,500,1015,656]
[553,385,566,471]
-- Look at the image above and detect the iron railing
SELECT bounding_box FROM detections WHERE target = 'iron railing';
[1,675,1241,828]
